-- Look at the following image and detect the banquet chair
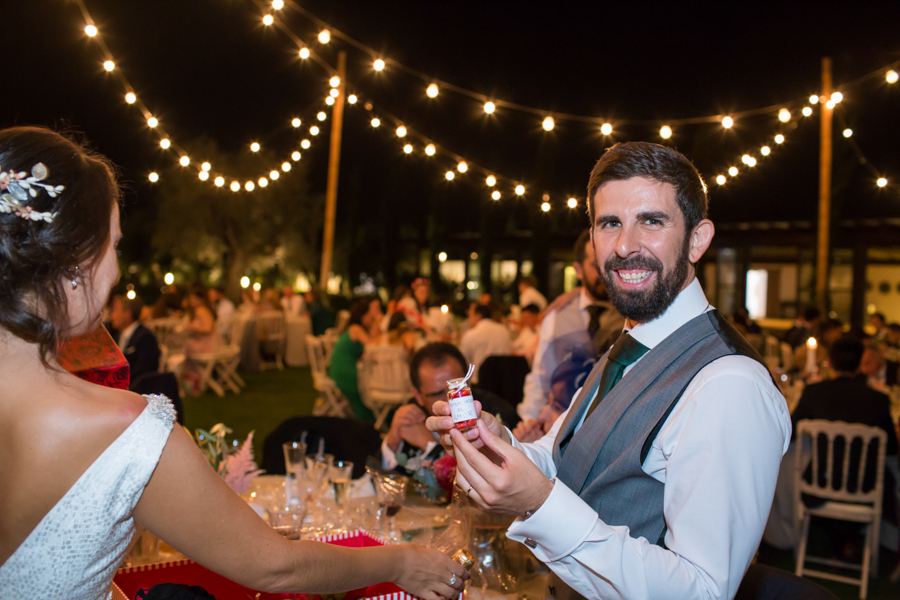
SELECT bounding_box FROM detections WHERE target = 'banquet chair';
[306,335,329,379]
[261,415,381,479]
[145,317,186,352]
[478,355,530,408]
[256,310,286,370]
[794,419,887,599]
[311,372,354,418]
[321,330,340,365]
[734,564,839,600]
[358,344,411,430]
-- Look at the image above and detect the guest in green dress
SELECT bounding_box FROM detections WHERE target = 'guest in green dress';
[328,296,383,422]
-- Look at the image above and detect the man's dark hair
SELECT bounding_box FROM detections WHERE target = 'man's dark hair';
[586,142,708,232]
[409,342,467,391]
[829,335,865,373]
[522,303,541,315]
[821,318,844,333]
[473,304,492,320]
[574,229,591,264]
[871,312,886,324]
[802,307,821,322]
[519,274,537,287]
[889,323,900,334]
[114,294,144,322]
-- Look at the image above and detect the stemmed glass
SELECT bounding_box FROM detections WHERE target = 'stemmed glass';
[369,470,408,542]
[328,460,354,532]
[282,441,307,505]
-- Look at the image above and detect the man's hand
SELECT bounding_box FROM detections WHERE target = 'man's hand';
[512,419,543,443]
[451,420,554,518]
[425,399,507,452]
[386,404,429,452]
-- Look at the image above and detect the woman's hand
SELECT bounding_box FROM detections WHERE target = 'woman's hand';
[389,544,469,600]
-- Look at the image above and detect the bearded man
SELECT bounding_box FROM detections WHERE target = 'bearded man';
[427,142,790,600]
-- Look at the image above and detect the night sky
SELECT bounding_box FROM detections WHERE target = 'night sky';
[3,1,900,278]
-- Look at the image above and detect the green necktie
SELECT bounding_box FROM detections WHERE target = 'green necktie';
[583,333,649,421]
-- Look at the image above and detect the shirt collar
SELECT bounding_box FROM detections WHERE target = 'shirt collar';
[119,321,140,345]
[626,277,710,350]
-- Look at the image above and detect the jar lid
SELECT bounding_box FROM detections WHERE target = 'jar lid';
[447,364,475,389]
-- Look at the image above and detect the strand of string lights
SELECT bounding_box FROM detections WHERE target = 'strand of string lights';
[74,0,327,192]
[254,2,821,211]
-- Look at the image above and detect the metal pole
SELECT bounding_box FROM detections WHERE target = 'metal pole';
[319,51,347,289]
[816,57,833,316]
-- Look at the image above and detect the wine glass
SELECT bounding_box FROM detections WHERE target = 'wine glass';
[370,471,408,542]
[268,504,306,540]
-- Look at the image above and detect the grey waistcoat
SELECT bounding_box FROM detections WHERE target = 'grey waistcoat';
[545,310,770,600]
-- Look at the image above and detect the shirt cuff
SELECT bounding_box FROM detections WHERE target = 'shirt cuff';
[506,478,599,562]
[381,438,399,471]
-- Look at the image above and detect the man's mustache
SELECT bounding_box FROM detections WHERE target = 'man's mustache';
[604,255,663,273]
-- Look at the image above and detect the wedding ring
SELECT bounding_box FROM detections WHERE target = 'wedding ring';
[449,573,458,586]
[466,486,473,497]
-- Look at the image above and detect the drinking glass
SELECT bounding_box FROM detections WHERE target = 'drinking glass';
[269,504,306,540]
[370,471,408,542]
[330,460,354,509]
[283,441,308,477]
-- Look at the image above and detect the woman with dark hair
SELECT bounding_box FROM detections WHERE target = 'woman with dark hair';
[0,127,467,598]
[328,296,384,421]
[181,283,223,393]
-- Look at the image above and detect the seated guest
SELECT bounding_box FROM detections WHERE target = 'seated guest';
[150,288,183,319]
[511,303,541,366]
[882,323,900,386]
[794,317,843,379]
[871,312,888,341]
[397,277,431,330]
[208,287,235,322]
[281,285,306,316]
[328,296,383,422]
[859,341,888,391]
[182,284,223,393]
[305,287,334,335]
[383,342,519,471]
[386,311,421,357]
[107,294,160,386]
[459,303,512,384]
[784,306,821,350]
[258,288,282,312]
[517,275,547,311]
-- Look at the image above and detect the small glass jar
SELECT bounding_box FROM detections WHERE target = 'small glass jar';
[447,377,477,432]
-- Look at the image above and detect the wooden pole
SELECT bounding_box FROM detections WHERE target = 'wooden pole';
[815,57,833,316]
[319,51,347,290]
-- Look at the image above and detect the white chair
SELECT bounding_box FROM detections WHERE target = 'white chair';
[214,317,245,394]
[794,419,887,599]
[256,310,286,370]
[311,371,354,417]
[145,317,186,353]
[321,330,340,366]
[358,345,411,430]
[306,334,329,379]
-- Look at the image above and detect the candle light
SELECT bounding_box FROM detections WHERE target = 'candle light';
[805,337,818,376]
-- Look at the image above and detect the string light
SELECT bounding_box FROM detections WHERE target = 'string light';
[542,116,555,131]
[147,117,158,128]
[567,197,578,208]
[445,171,455,181]
[292,118,301,127]
[272,0,284,9]
[457,161,468,173]
[888,70,899,84]
[831,92,843,103]
[425,144,436,156]
[324,96,335,106]
[259,177,268,187]
[215,176,225,187]
[660,125,672,139]
[85,24,98,37]
[438,252,447,262]
[103,60,115,72]
[250,142,260,152]
[396,126,407,137]
[148,172,159,182]
[348,95,357,104]
[373,59,385,71]
[486,176,496,187]
[778,108,791,123]
[299,48,310,59]
[716,175,727,185]
[802,107,813,117]
[484,102,495,114]
[270,170,279,180]
[301,139,311,148]
[291,151,301,161]
[600,123,613,135]
[722,116,734,129]
[775,134,785,144]
[179,156,190,166]
[318,30,331,44]
[262,14,274,26]
[843,128,853,138]
[492,191,501,200]
[825,100,835,109]
[541,202,551,212]
[809,95,819,105]
[230,181,240,192]
[403,144,413,154]
[310,126,319,135]
[282,162,291,172]
[760,146,771,156]
[877,178,888,187]
[201,162,211,171]
[329,76,340,88]
[426,83,439,98]
[125,92,136,104]
[371,118,381,127]
[199,171,209,181]
[515,185,525,195]
[317,111,327,121]
[329,88,339,98]
[728,167,739,177]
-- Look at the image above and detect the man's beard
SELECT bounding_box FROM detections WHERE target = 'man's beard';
[600,235,691,323]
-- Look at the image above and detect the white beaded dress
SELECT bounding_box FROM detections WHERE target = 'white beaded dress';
[0,394,176,599]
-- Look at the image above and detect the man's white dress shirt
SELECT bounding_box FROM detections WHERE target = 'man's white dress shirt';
[459,318,512,384]
[520,289,617,420]
[116,321,140,351]
[281,294,306,316]
[506,278,791,600]
[519,286,548,311]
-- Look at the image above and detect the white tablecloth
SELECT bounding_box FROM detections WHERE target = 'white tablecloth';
[285,316,311,367]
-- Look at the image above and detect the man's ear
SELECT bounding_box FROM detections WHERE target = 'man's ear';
[688,219,715,264]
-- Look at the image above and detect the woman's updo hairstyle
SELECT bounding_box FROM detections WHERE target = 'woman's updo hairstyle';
[0,126,119,364]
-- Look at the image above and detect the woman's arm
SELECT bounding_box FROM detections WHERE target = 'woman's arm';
[133,426,467,598]
[349,323,382,345]
[186,306,215,334]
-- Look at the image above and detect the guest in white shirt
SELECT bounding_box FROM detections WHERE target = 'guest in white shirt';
[281,285,306,316]
[459,303,512,384]
[511,304,540,366]
[517,275,547,311]
[208,287,235,322]
[428,142,790,600]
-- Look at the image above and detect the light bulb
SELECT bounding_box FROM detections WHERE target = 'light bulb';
[541,202,551,212]
[825,100,835,109]
[775,134,785,144]
[843,128,853,138]
[425,144,436,156]
[741,155,751,165]
[716,175,726,185]
[148,172,159,183]
[292,151,301,161]
[746,156,757,167]
[325,96,335,106]
[299,48,310,59]
[831,92,843,103]
[492,191,501,200]
[809,95,819,104]
[282,162,291,172]
[567,197,578,208]
[251,142,260,152]
[457,161,468,173]
[160,138,171,149]
[660,125,672,139]
[262,14,274,26]
[259,177,268,187]
[728,166,739,177]
[85,24,98,37]
[426,83,439,98]
[329,76,340,88]
[445,171,455,181]
[147,117,158,128]
[515,185,525,195]
[164,273,174,285]
[272,0,284,9]
[441,304,449,314]
[887,70,899,84]
[600,123,613,135]
[484,101,495,114]
[802,107,813,117]
[230,181,240,192]
[270,170,279,180]
[371,118,380,127]
[310,126,319,135]
[396,126,407,137]
[329,88,339,98]
[127,290,136,300]
[373,59,385,71]
[253,282,261,292]
[103,60,115,71]
[198,171,209,181]
[486,176,496,187]
[542,116,555,131]
[179,156,190,167]
[438,252,447,262]
[348,94,357,104]
[877,178,888,188]
[761,146,771,156]
[778,108,791,123]
[317,111,327,121]
[403,144,413,154]
[292,118,301,127]
[125,92,136,104]
[722,116,734,128]
[301,139,311,149]
[240,276,250,288]
[318,30,331,44]
[215,176,225,187]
